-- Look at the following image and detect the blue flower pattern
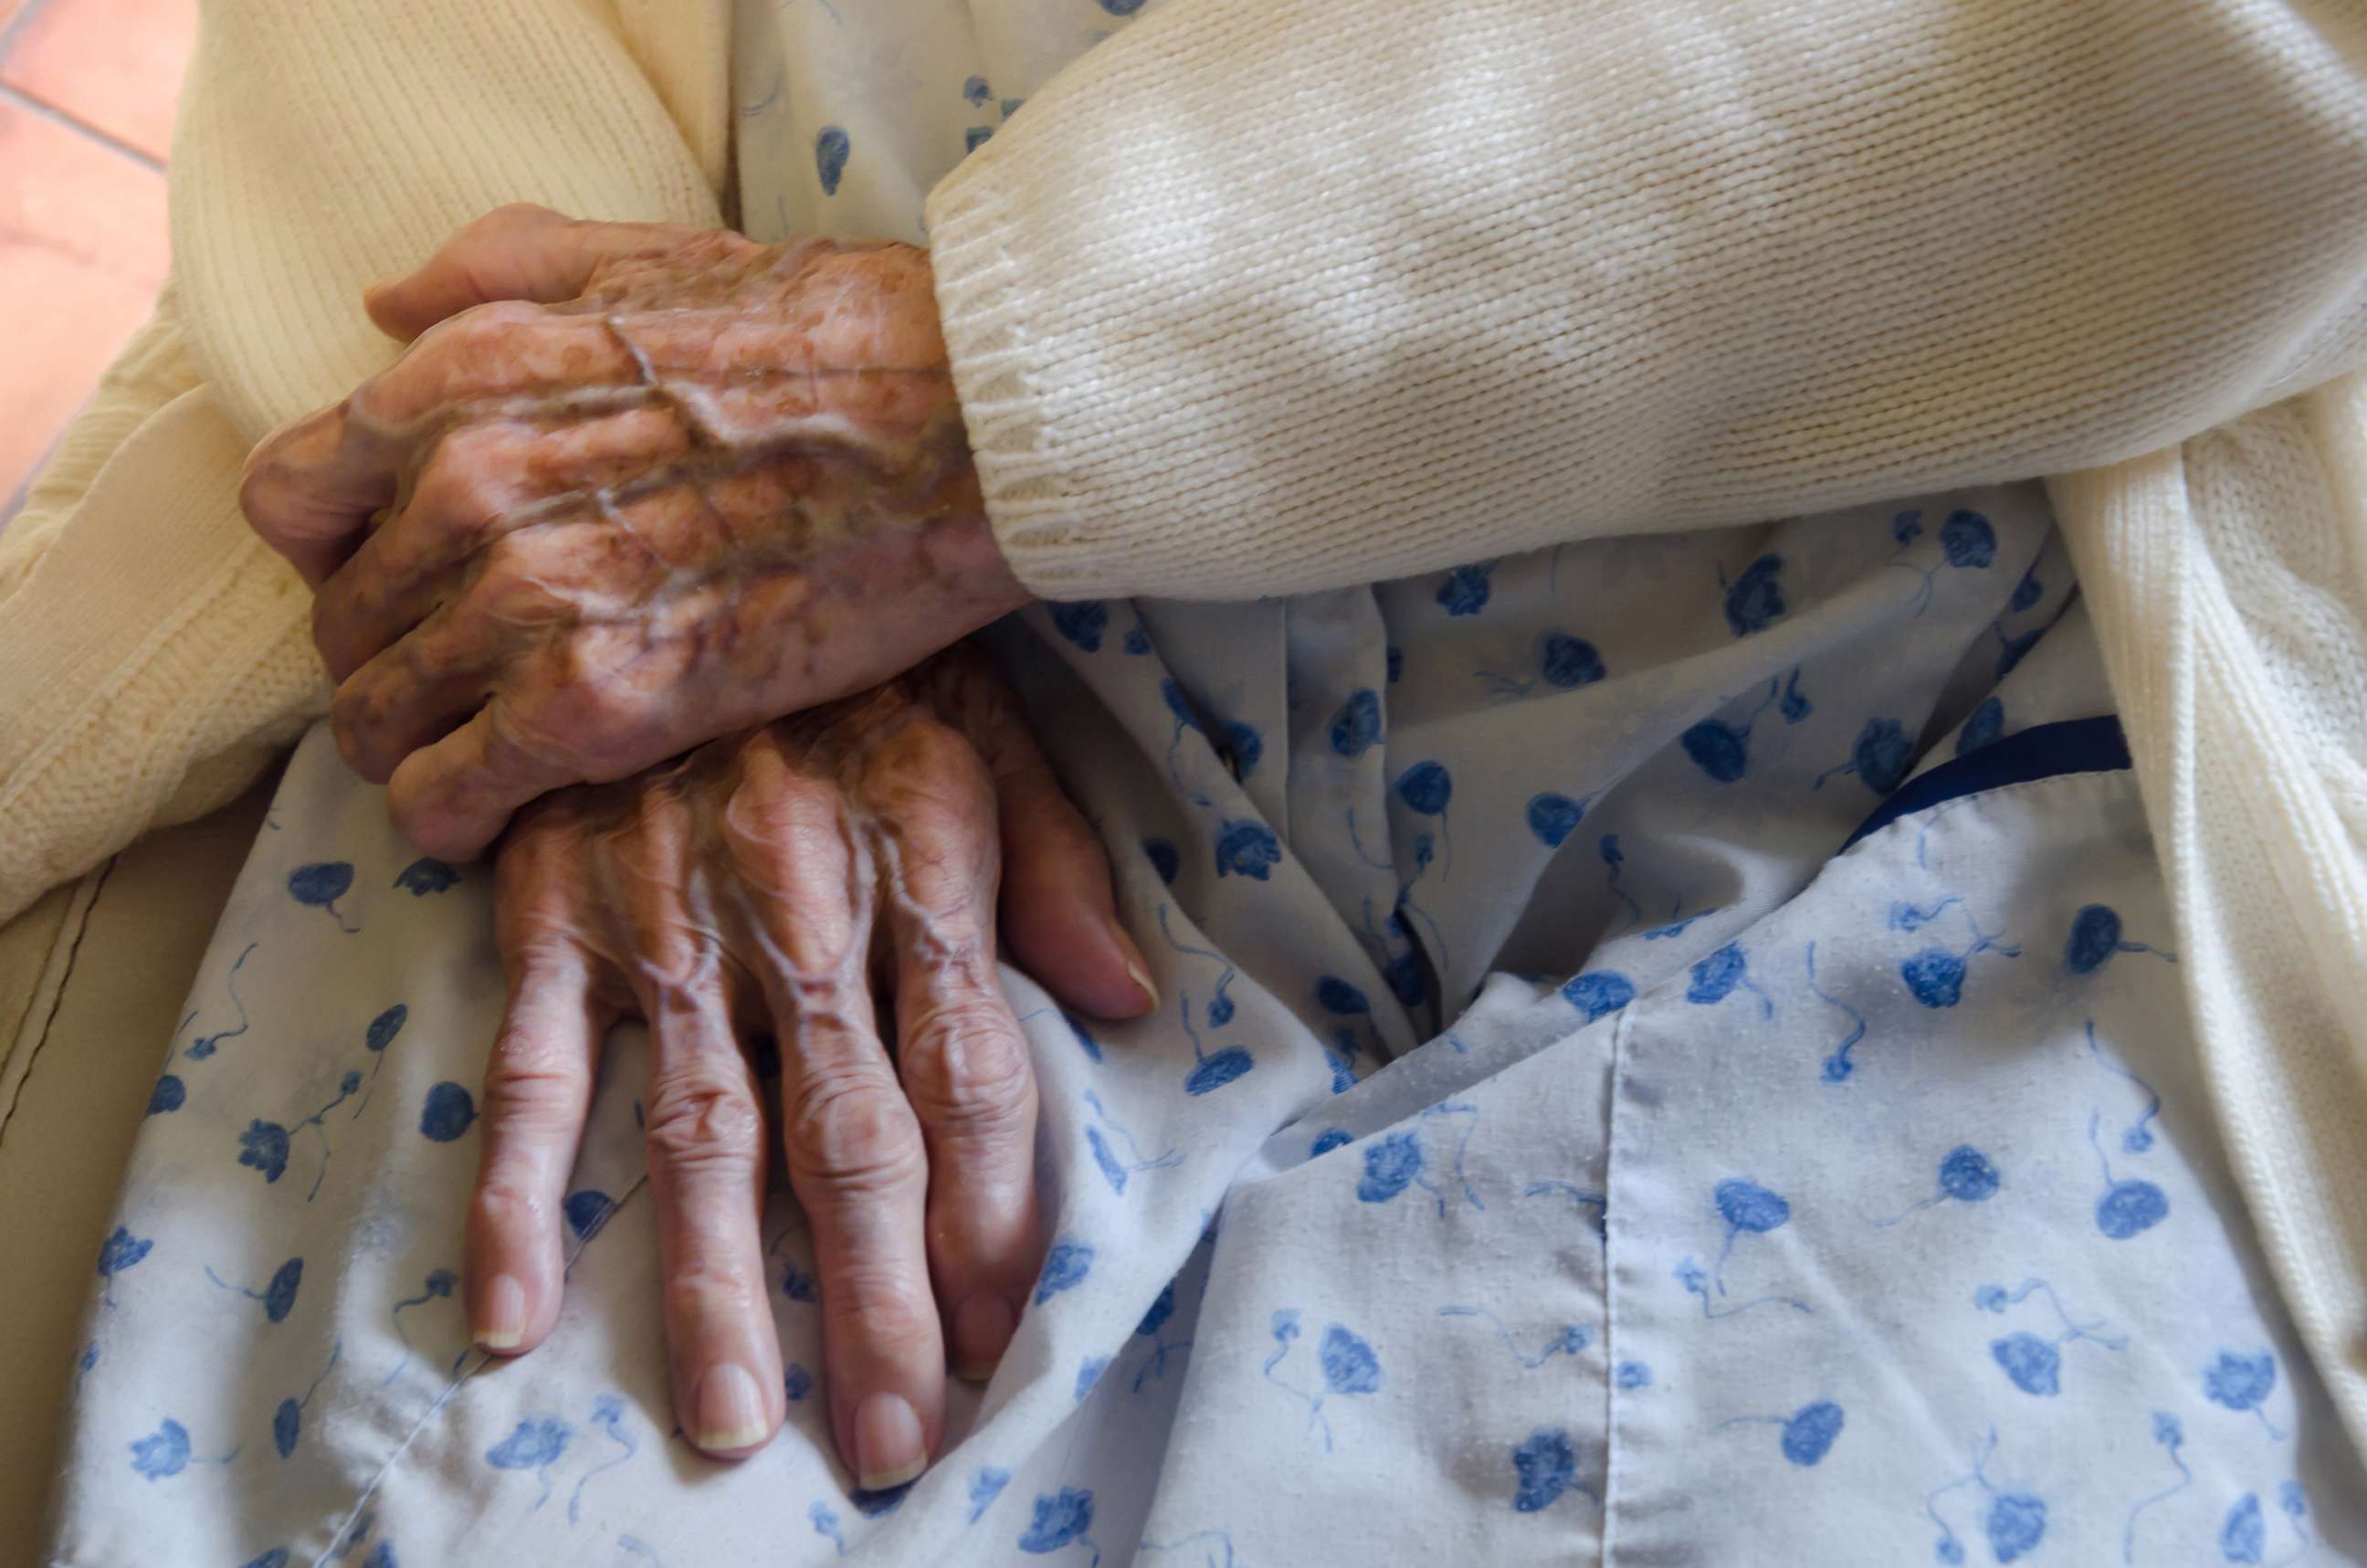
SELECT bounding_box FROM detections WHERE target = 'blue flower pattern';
[1263,1314,1383,1452]
[288,862,359,931]
[58,472,2364,1563]
[485,1415,573,1508]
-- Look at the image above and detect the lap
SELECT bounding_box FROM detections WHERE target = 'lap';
[46,489,2367,1566]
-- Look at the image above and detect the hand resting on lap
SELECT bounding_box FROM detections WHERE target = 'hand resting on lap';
[242,205,1028,862]
[472,647,1153,1487]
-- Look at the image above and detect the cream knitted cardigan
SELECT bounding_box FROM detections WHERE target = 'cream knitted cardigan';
[1,0,2363,1447]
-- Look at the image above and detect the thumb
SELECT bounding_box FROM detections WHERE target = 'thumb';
[361,204,718,341]
[924,650,1159,1023]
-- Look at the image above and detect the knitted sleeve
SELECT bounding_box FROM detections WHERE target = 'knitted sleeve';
[924,0,2367,600]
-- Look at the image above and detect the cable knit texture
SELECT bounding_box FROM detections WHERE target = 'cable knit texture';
[1,0,2364,1447]
[0,0,727,922]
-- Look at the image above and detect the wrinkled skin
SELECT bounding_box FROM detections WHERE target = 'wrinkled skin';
[475,648,1153,1486]
[242,205,1027,861]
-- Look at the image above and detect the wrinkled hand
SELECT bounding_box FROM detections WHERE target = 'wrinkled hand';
[242,204,1028,862]
[470,647,1152,1484]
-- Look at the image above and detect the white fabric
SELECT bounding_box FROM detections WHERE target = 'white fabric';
[0,0,2362,1495]
[47,493,2367,1565]
[2056,395,2367,1473]
[922,0,2367,599]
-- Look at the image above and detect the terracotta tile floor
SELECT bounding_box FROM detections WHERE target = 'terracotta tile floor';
[0,0,195,527]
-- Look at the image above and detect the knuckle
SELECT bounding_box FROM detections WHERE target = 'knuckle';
[721,756,845,868]
[481,1030,592,1129]
[374,306,542,422]
[414,432,513,541]
[663,1264,763,1325]
[480,201,560,233]
[627,947,715,1008]
[823,1267,938,1349]
[343,373,411,431]
[900,1008,1032,1140]
[469,1175,546,1239]
[443,299,546,353]
[866,722,997,873]
[608,816,696,930]
[626,765,695,842]
[496,678,603,776]
[385,777,483,863]
[471,530,554,618]
[498,920,591,992]
[643,1061,766,1174]
[442,298,539,341]
[552,637,639,727]
[871,716,988,798]
[329,679,399,783]
[784,1073,925,1195]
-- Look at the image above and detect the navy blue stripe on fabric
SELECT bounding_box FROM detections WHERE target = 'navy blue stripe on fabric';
[1841,715,2131,854]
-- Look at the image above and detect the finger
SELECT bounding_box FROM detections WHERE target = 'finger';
[641,995,784,1458]
[242,304,634,590]
[330,593,519,784]
[621,790,784,1459]
[857,715,1043,1382]
[311,407,693,683]
[469,827,611,1355]
[384,655,679,861]
[239,405,402,589]
[928,652,1156,1020]
[725,738,943,1491]
[384,694,579,860]
[384,600,785,860]
[363,205,745,341]
[326,504,697,785]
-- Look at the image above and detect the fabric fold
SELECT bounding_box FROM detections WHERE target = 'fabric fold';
[2054,382,2367,1448]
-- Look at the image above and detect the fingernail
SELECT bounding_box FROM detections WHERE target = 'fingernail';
[694,1363,771,1452]
[1123,958,1160,1011]
[477,1274,527,1350]
[854,1392,927,1490]
[951,1294,1018,1381]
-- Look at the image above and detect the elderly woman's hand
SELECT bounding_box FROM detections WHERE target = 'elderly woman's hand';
[242,205,1028,862]
[469,647,1151,1486]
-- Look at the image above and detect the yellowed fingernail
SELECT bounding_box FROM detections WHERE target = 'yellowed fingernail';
[1125,960,1160,1010]
[478,1273,526,1350]
[694,1363,771,1452]
[860,1454,929,1491]
[855,1393,927,1490]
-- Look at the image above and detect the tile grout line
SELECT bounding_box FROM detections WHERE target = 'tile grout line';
[0,78,166,173]
[0,0,171,522]
[0,0,57,60]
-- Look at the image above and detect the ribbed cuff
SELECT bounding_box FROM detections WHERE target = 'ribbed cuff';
[924,170,1091,600]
